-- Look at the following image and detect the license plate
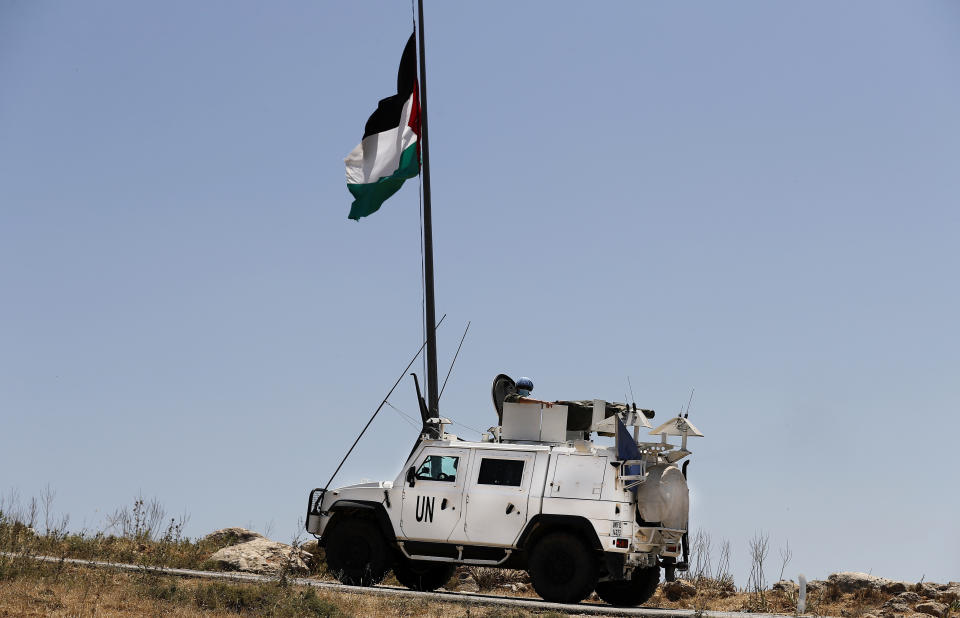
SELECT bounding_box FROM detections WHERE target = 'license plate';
[612,521,623,536]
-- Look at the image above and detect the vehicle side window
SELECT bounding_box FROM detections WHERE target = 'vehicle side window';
[415,455,459,482]
[477,458,524,487]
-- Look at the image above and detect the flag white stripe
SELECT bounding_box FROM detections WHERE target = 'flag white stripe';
[344,94,417,185]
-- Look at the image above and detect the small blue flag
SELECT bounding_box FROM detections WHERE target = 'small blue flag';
[615,416,644,494]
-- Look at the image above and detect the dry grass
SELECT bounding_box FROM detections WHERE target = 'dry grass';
[0,556,920,618]
[0,563,566,618]
[0,495,244,574]
[466,567,529,591]
[642,576,909,618]
[0,566,336,617]
[0,493,937,617]
[0,564,909,618]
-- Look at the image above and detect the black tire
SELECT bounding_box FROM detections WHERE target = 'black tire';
[325,518,390,586]
[528,532,598,604]
[392,556,455,591]
[595,565,660,607]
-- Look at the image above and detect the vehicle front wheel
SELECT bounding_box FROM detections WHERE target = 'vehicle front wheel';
[528,531,598,604]
[595,565,660,607]
[392,556,455,591]
[324,518,390,586]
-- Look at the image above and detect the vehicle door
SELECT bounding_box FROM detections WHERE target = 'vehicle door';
[462,451,535,546]
[399,447,469,542]
[549,454,607,499]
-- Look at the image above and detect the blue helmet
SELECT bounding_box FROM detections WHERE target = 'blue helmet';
[516,377,534,396]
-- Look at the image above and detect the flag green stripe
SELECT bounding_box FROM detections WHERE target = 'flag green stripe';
[347,142,419,220]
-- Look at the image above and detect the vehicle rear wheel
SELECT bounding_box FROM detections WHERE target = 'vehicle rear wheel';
[528,531,598,604]
[325,518,389,586]
[392,556,455,591]
[595,565,660,607]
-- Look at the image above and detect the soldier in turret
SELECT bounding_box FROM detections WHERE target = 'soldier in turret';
[504,376,554,408]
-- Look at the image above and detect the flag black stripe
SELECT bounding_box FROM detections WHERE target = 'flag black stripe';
[362,34,417,140]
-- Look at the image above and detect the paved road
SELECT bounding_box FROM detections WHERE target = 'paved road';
[16,554,795,618]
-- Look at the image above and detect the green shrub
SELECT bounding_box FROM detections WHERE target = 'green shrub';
[287,589,343,617]
[142,577,187,603]
[192,581,272,612]
[188,581,344,617]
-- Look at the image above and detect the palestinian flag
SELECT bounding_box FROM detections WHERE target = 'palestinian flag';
[345,34,420,220]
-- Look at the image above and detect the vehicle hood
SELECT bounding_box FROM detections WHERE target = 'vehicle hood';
[324,481,394,506]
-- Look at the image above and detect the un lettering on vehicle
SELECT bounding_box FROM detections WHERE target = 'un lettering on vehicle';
[415,496,435,523]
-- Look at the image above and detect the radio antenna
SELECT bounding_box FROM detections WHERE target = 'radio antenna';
[684,388,695,418]
[439,320,470,399]
[322,314,446,493]
[627,376,637,405]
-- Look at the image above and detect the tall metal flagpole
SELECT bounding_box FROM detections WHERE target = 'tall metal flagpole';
[416,0,440,418]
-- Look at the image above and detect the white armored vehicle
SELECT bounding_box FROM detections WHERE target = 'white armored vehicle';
[306,374,703,606]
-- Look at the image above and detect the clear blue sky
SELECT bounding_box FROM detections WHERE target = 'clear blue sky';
[2,1,957,585]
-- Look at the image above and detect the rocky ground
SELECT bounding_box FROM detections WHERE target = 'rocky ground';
[770,574,960,618]
[202,527,312,576]
[3,514,956,617]
[201,527,960,617]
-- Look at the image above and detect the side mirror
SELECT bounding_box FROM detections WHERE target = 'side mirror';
[406,466,416,487]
